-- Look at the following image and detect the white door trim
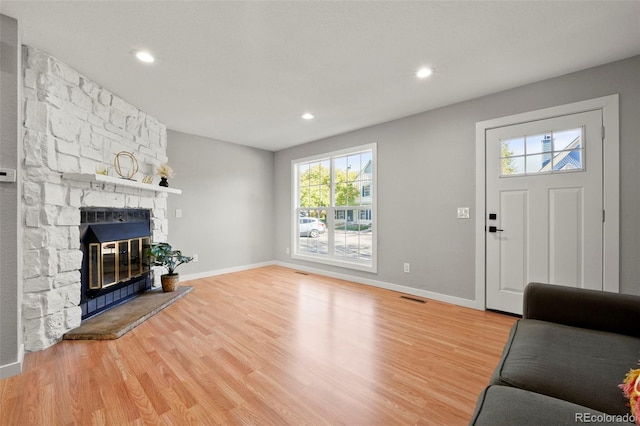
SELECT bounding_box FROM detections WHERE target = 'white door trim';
[474,95,619,310]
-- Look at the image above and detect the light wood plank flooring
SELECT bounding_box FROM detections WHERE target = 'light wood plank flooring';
[0,265,516,425]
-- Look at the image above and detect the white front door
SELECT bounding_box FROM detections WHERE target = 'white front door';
[485,109,603,314]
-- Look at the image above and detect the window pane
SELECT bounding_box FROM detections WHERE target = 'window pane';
[501,138,524,157]
[298,210,328,255]
[347,183,359,206]
[334,209,372,261]
[360,180,372,199]
[502,156,525,175]
[298,163,310,187]
[334,157,348,183]
[311,162,320,183]
[334,152,363,207]
[334,209,348,258]
[336,182,359,207]
[354,152,372,206]
[299,188,310,207]
[346,154,359,182]
[526,133,551,155]
[298,162,310,207]
[553,149,583,171]
[356,210,373,261]
[319,184,330,207]
[317,186,324,207]
[553,128,582,151]
[361,151,373,171]
[526,154,548,173]
[334,183,345,206]
[320,159,330,184]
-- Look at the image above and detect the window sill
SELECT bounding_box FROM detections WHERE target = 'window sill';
[292,253,377,274]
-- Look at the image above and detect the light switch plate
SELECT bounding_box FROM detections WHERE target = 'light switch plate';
[457,207,470,219]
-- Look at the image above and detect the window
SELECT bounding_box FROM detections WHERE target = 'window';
[501,127,584,176]
[292,143,376,272]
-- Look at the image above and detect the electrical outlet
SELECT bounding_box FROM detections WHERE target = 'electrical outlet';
[175,209,183,218]
[404,263,410,273]
[192,254,199,263]
[285,247,290,254]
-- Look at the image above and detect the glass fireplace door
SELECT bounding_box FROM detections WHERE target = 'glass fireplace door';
[117,240,130,283]
[88,238,151,290]
[102,242,117,287]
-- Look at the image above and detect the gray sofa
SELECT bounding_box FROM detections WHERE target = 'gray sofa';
[470,283,640,425]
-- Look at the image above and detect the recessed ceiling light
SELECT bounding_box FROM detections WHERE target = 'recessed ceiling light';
[302,113,314,120]
[416,67,433,79]
[135,51,155,63]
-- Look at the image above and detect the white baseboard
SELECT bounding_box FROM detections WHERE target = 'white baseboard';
[274,261,480,309]
[179,261,276,282]
[0,344,24,379]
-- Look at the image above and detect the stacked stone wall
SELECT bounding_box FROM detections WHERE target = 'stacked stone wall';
[22,46,169,351]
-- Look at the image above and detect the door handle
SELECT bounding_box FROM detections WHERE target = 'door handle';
[488,226,504,233]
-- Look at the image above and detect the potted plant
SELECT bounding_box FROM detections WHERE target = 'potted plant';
[147,242,193,292]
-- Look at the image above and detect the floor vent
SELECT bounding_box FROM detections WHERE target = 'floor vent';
[295,271,309,276]
[400,295,426,304]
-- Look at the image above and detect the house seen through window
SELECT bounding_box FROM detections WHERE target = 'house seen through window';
[293,144,376,272]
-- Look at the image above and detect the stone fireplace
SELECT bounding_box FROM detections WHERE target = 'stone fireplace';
[21,46,171,351]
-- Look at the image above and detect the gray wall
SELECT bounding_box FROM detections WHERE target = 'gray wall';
[0,14,22,377]
[167,130,275,276]
[274,55,640,299]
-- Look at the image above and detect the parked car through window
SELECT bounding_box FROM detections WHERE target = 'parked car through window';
[299,217,326,238]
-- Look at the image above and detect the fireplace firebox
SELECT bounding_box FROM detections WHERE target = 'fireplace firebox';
[80,208,152,319]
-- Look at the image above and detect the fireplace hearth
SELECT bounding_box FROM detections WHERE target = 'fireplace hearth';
[80,208,152,319]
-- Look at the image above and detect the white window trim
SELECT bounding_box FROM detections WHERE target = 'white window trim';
[291,143,377,273]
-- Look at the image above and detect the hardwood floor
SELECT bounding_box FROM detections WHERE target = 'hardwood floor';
[0,265,516,425]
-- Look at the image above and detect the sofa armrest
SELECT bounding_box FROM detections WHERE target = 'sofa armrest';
[523,282,640,337]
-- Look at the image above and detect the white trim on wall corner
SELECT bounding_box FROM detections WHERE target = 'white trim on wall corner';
[0,344,24,379]
[274,261,479,309]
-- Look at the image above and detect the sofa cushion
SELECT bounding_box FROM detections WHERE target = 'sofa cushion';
[470,386,631,426]
[491,319,640,415]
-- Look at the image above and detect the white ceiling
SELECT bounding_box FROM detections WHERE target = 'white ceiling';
[2,1,639,152]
